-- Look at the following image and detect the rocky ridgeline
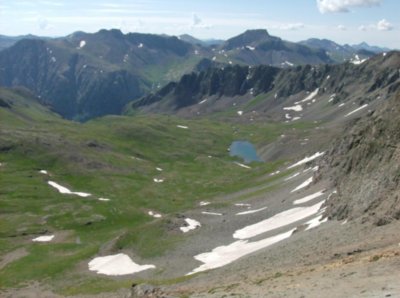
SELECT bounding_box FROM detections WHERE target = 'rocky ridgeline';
[130,51,400,115]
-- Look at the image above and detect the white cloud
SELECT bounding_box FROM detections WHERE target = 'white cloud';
[337,24,347,30]
[191,13,213,29]
[37,17,50,30]
[192,14,202,26]
[377,19,393,31]
[317,0,383,13]
[274,23,305,31]
[358,25,367,31]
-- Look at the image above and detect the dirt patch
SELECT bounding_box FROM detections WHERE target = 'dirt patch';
[0,247,28,270]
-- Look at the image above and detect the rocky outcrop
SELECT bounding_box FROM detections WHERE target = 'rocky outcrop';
[131,284,173,298]
[320,91,400,225]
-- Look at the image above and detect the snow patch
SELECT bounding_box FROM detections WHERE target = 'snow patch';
[148,211,162,218]
[153,178,164,183]
[344,104,368,117]
[187,229,294,275]
[180,218,201,233]
[291,177,313,193]
[39,170,48,175]
[305,214,327,230]
[98,198,110,202]
[88,253,155,276]
[237,111,243,116]
[235,203,251,207]
[287,152,324,169]
[138,43,143,48]
[32,235,54,242]
[233,200,325,240]
[199,201,211,206]
[236,206,267,215]
[245,45,255,51]
[202,211,223,216]
[48,181,91,197]
[79,40,86,48]
[293,190,325,205]
[284,172,300,181]
[283,105,303,112]
[350,55,367,65]
[156,167,163,172]
[282,61,294,67]
[177,125,188,129]
[234,162,251,169]
[295,88,319,104]
[269,170,281,176]
[198,99,207,105]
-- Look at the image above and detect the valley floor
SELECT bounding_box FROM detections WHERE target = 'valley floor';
[2,219,399,298]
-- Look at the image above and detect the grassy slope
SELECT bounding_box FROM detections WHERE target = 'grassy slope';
[0,88,316,294]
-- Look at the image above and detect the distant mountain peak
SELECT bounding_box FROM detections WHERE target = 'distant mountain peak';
[223,29,272,50]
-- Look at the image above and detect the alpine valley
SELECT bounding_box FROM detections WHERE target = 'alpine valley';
[0,28,399,298]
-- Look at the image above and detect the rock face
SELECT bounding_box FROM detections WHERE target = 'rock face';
[128,64,279,112]
[128,51,400,116]
[321,91,400,225]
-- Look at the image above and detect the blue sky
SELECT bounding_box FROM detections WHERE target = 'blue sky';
[0,0,398,48]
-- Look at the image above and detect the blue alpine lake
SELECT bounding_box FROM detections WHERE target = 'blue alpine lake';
[229,141,262,163]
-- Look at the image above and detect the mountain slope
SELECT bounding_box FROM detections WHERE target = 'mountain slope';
[214,29,332,67]
[321,90,400,225]
[0,30,203,120]
[128,51,400,122]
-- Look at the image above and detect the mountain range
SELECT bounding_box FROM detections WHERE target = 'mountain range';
[0,29,390,120]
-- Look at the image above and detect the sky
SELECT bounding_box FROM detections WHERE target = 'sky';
[0,0,399,48]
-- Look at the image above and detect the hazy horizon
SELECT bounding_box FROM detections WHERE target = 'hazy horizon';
[0,0,399,48]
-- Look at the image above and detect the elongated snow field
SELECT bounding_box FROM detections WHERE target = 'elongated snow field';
[287,152,324,169]
[187,229,295,275]
[293,190,325,205]
[48,181,91,197]
[236,206,267,215]
[291,177,313,193]
[233,200,325,240]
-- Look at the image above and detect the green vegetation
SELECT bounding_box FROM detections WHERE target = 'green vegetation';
[0,87,318,295]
